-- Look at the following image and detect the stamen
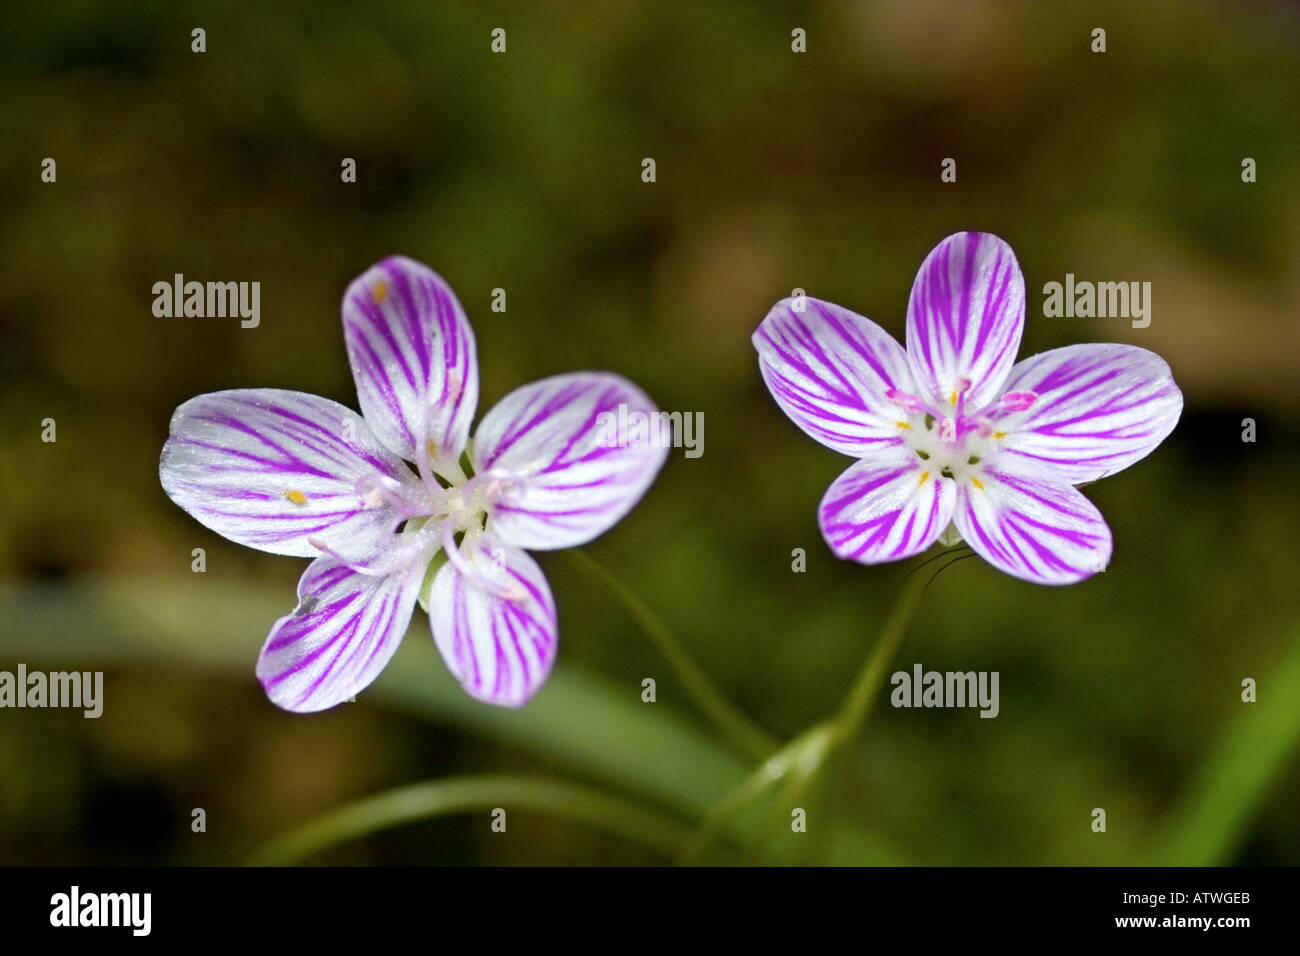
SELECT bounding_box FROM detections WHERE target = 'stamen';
[918,471,930,486]
[372,280,388,305]
[412,407,439,490]
[354,473,424,520]
[998,390,1038,413]
[284,489,308,506]
[949,376,973,408]
[308,518,442,577]
[440,521,528,603]
[885,388,925,414]
[971,477,985,490]
[895,421,911,430]
[460,468,519,509]
[307,537,398,577]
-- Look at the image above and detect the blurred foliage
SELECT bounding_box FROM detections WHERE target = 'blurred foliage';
[1,0,1298,865]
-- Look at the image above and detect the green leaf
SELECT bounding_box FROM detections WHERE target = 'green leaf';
[248,774,694,865]
[0,575,906,863]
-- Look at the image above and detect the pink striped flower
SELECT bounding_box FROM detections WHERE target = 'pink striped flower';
[161,257,666,710]
[753,231,1182,585]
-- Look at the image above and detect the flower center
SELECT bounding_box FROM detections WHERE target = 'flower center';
[901,411,997,487]
[887,384,1038,489]
[314,454,526,606]
[426,470,528,601]
[387,463,527,601]
[432,468,519,528]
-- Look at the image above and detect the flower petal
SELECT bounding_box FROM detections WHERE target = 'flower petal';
[428,541,557,707]
[906,232,1025,412]
[256,556,423,712]
[753,296,917,456]
[818,445,956,563]
[989,343,1183,484]
[342,256,479,466]
[160,389,419,558]
[954,463,1113,585]
[471,372,668,550]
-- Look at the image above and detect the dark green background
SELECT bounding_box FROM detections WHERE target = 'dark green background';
[2,0,1298,865]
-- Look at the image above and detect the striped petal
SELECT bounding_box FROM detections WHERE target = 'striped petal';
[428,540,557,707]
[989,344,1183,484]
[905,232,1025,413]
[343,256,479,466]
[954,463,1113,585]
[160,389,419,558]
[256,556,423,712]
[818,445,956,564]
[753,296,917,456]
[472,372,668,550]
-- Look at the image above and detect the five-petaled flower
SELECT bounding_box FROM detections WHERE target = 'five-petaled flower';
[753,231,1183,585]
[161,256,667,711]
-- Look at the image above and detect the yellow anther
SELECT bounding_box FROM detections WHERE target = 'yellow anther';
[895,421,911,430]
[285,489,308,505]
[427,439,439,459]
[372,280,388,305]
[949,390,958,406]
[918,471,930,486]
[993,431,1007,439]
[970,477,984,490]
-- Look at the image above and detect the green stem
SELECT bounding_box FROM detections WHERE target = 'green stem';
[831,561,933,747]
[754,555,958,860]
[567,549,780,761]
[248,774,693,865]
[676,722,836,865]
[681,554,956,864]
[750,727,838,865]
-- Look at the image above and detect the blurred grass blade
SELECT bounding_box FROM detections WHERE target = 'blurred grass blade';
[1152,625,1300,865]
[0,574,745,817]
[248,774,694,865]
[0,574,906,863]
